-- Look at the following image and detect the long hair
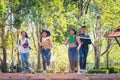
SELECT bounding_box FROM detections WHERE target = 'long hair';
[69,28,77,35]
[21,31,29,38]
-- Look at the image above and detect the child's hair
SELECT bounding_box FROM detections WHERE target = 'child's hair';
[41,30,51,37]
[21,31,29,38]
[81,26,86,29]
[69,28,77,35]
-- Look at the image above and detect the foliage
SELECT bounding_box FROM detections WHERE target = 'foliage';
[88,69,109,74]
[36,69,54,73]
[101,66,120,73]
[53,45,68,72]
[108,66,120,73]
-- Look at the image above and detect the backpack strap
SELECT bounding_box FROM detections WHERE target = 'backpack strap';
[74,35,76,41]
[19,39,28,45]
[26,38,28,43]
[26,38,32,50]
[19,39,21,45]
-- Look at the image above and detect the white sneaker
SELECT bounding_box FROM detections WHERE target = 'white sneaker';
[80,69,87,73]
[47,66,50,70]
[74,67,78,72]
[43,70,46,74]
[80,69,84,72]
[21,71,26,74]
[28,67,32,72]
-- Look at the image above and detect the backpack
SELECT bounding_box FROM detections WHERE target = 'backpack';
[19,39,31,50]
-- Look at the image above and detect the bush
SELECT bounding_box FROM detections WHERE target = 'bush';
[36,69,43,73]
[36,70,54,73]
[108,66,120,73]
[88,69,109,74]
[101,66,120,73]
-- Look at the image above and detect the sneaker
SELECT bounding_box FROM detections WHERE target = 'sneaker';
[83,69,87,73]
[21,71,26,74]
[47,66,50,70]
[80,69,84,72]
[80,69,87,73]
[28,67,32,72]
[43,70,46,74]
[74,67,78,73]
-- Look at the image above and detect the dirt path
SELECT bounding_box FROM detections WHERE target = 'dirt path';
[0,73,120,80]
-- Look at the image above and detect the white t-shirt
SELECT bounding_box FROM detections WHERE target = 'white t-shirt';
[17,38,31,53]
[42,37,50,42]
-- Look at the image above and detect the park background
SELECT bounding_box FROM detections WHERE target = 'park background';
[0,0,120,73]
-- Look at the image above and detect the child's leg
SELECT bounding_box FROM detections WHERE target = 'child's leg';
[46,50,51,66]
[42,50,47,71]
[83,49,88,69]
[73,47,78,71]
[24,53,29,68]
[79,49,84,69]
[68,48,74,72]
[20,53,25,72]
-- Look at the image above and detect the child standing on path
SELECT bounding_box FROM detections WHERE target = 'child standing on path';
[39,30,53,73]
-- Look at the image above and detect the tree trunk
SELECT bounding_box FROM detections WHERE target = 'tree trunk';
[93,46,101,69]
[37,50,41,70]
[106,51,109,68]
[95,53,100,69]
[1,26,7,72]
[94,46,100,69]
[0,57,3,71]
[10,33,14,72]
[78,0,83,16]
[16,29,21,72]
[37,24,41,70]
[93,15,102,69]
[16,29,20,62]
[9,7,14,72]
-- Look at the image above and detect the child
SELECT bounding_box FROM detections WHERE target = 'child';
[16,31,31,74]
[39,30,53,73]
[65,28,81,73]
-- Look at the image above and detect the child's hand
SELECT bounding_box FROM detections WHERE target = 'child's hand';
[77,46,80,51]
[81,42,83,44]
[64,42,67,46]
[77,43,82,51]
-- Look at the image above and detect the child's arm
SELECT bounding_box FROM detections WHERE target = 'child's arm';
[64,38,69,46]
[77,38,82,51]
[48,39,53,47]
[15,40,20,51]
